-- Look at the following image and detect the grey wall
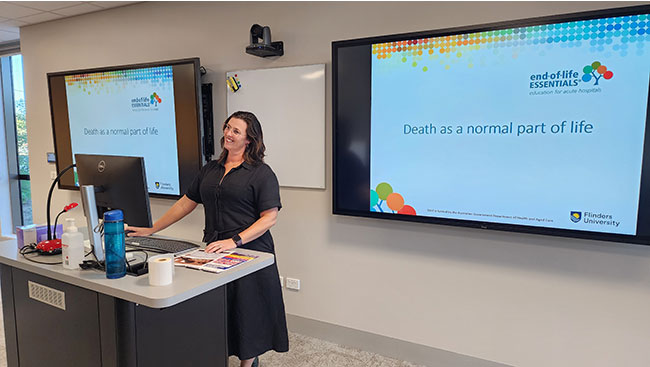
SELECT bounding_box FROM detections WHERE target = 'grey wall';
[19,2,650,366]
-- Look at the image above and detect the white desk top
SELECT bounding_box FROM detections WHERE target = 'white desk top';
[0,238,274,308]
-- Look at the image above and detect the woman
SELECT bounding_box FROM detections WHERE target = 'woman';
[127,111,289,367]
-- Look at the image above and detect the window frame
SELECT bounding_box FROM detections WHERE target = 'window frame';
[1,55,30,229]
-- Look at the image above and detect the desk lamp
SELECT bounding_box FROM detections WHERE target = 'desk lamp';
[36,163,75,254]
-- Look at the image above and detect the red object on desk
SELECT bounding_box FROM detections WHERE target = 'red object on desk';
[36,239,62,254]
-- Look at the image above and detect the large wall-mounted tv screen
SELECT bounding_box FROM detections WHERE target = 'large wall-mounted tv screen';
[333,6,650,245]
[48,57,204,198]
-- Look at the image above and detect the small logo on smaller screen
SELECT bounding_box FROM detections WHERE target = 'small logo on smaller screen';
[132,94,160,111]
[570,211,582,223]
[155,182,160,189]
[150,92,162,106]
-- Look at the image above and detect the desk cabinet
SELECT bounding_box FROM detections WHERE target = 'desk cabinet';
[1,265,228,367]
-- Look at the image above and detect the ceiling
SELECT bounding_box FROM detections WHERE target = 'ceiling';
[0,1,137,43]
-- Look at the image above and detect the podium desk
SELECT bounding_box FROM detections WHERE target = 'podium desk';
[0,238,274,367]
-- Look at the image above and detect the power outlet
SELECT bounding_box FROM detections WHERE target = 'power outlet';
[286,277,300,291]
[279,276,284,287]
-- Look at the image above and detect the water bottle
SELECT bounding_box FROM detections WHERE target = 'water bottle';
[103,209,126,279]
[61,218,84,270]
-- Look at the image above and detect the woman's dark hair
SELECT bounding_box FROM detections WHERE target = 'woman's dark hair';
[216,111,266,165]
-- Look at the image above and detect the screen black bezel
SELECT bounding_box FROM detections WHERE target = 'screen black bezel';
[75,154,153,227]
[47,57,204,200]
[332,5,650,246]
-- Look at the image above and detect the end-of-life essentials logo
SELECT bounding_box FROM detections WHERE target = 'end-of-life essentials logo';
[150,92,162,106]
[582,61,613,86]
[529,61,614,90]
[570,211,582,223]
[132,93,161,110]
[529,69,580,89]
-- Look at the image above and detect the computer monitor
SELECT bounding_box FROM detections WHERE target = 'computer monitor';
[75,154,153,227]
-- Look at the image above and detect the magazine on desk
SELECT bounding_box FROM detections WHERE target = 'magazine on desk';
[174,249,258,273]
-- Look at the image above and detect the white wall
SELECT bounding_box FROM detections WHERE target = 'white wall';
[19,2,650,366]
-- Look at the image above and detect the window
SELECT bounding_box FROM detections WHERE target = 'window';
[1,54,31,232]
[12,56,31,225]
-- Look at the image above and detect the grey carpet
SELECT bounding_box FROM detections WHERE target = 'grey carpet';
[229,332,425,367]
[0,300,422,367]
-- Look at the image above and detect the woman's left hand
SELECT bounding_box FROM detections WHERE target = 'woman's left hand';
[205,239,237,253]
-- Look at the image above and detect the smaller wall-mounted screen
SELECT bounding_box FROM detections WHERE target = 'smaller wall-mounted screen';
[48,58,204,198]
[333,5,650,245]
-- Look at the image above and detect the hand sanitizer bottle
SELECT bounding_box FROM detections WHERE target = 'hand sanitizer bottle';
[61,218,84,270]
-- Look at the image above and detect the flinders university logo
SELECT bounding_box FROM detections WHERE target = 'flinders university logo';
[582,61,613,86]
[570,211,582,223]
[150,92,162,106]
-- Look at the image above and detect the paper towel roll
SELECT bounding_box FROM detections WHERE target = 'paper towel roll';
[150,254,175,274]
[148,256,173,286]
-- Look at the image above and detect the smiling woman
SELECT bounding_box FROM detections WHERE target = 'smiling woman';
[126,111,289,367]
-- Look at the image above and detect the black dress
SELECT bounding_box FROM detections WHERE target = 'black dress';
[186,160,289,359]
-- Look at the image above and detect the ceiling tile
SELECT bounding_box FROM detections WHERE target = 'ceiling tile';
[18,11,63,24]
[0,29,19,42]
[8,1,82,12]
[0,2,42,18]
[92,1,136,9]
[52,3,103,16]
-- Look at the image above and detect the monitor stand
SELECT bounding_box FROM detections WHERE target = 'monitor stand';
[80,185,105,262]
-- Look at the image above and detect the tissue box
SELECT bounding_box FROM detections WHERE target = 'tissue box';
[16,224,37,249]
[36,224,63,243]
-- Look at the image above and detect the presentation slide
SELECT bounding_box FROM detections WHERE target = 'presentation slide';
[65,66,180,195]
[370,15,650,235]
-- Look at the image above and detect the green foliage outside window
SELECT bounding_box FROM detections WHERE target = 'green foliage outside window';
[12,55,32,225]
[15,99,29,175]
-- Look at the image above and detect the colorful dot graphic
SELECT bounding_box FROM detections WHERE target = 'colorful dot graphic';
[370,182,417,215]
[65,66,173,95]
[372,13,649,71]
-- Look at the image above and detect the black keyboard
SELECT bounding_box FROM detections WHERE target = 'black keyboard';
[125,236,199,254]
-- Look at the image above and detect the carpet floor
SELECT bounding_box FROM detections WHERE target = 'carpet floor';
[0,301,422,367]
[229,331,425,367]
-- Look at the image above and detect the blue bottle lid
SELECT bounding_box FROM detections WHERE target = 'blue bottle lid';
[103,209,123,222]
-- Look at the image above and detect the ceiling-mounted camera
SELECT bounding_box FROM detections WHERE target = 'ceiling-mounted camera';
[245,24,284,58]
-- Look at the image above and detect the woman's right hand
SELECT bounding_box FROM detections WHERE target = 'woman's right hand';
[125,226,155,237]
